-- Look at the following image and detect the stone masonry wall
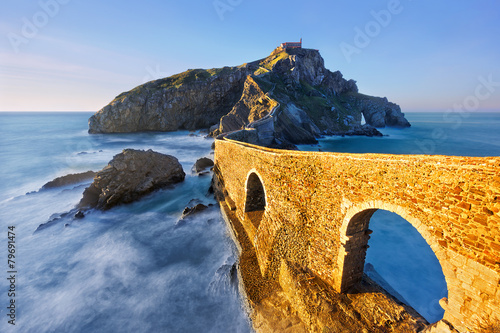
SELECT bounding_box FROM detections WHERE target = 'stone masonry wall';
[214,138,500,332]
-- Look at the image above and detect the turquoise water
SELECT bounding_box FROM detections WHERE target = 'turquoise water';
[366,210,448,323]
[299,112,500,156]
[0,112,251,333]
[300,111,500,323]
[1,111,498,330]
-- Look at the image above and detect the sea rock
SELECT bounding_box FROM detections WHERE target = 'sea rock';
[74,211,85,219]
[340,124,384,137]
[269,47,357,94]
[176,202,212,227]
[192,157,214,174]
[36,210,77,232]
[78,149,185,210]
[180,203,209,219]
[41,171,96,190]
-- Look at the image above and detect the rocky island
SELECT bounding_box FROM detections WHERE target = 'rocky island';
[88,47,410,146]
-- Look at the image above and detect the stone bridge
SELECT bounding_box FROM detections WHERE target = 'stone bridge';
[214,138,500,332]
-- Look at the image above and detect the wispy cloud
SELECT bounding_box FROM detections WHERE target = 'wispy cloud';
[0,52,135,84]
[0,34,141,84]
[0,34,150,111]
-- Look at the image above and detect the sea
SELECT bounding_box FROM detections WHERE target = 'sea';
[0,111,499,332]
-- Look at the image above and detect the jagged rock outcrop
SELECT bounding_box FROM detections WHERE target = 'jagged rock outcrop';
[267,47,358,95]
[89,47,410,145]
[219,76,277,133]
[180,203,209,219]
[272,103,319,144]
[78,149,185,210]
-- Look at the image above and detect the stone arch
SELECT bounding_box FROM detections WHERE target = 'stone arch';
[244,170,267,229]
[335,201,450,303]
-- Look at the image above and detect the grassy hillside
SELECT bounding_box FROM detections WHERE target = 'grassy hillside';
[112,66,240,102]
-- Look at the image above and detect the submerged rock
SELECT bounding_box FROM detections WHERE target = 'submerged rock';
[176,202,212,227]
[74,211,85,219]
[78,149,185,210]
[41,171,96,190]
[192,157,214,174]
[36,209,81,232]
[180,203,209,219]
[340,124,384,137]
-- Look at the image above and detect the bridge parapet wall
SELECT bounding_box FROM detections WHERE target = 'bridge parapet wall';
[214,138,500,331]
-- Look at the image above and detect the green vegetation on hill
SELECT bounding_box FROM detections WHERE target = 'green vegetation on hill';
[113,66,239,102]
[259,49,290,71]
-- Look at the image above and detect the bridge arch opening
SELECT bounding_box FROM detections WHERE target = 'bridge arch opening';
[338,206,448,324]
[244,172,266,229]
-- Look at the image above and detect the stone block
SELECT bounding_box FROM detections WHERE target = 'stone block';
[490,242,500,252]
[449,252,468,267]
[473,215,489,226]
[457,268,475,285]
[472,277,497,296]
[457,202,472,210]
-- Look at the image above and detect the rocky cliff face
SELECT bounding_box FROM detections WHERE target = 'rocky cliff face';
[89,66,252,133]
[89,47,410,145]
[219,75,277,133]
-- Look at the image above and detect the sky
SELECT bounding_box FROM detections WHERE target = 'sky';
[0,0,499,112]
